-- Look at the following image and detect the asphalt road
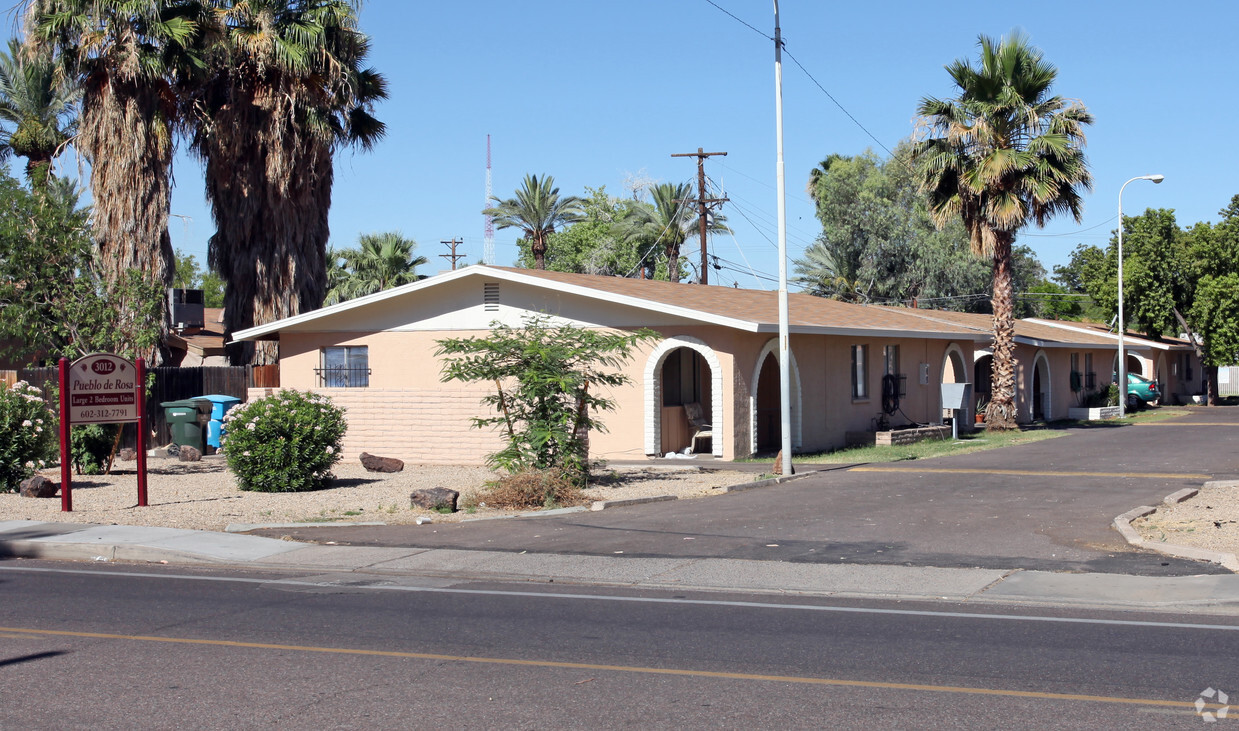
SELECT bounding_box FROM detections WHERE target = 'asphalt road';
[258,408,1239,575]
[2,562,1237,728]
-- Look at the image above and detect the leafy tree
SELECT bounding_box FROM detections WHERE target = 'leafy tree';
[616,181,729,282]
[484,173,584,271]
[515,186,650,276]
[324,232,427,305]
[0,170,161,364]
[188,0,387,364]
[798,144,1051,314]
[31,0,207,351]
[436,315,655,491]
[172,249,224,308]
[913,32,1093,429]
[0,38,80,189]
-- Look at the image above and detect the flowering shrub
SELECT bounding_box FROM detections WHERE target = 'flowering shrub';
[222,390,347,492]
[0,381,56,492]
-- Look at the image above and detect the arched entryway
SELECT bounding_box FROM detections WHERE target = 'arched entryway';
[973,351,993,409]
[940,343,968,413]
[644,337,724,457]
[1113,353,1145,379]
[749,339,801,454]
[1031,350,1051,421]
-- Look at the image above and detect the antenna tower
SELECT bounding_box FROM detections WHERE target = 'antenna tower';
[483,135,495,264]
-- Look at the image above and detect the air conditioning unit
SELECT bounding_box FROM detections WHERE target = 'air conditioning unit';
[169,288,205,330]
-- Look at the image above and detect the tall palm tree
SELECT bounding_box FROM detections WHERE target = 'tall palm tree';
[484,173,584,270]
[913,32,1093,429]
[325,232,427,304]
[0,39,80,189]
[189,0,387,364]
[29,0,205,357]
[618,181,728,282]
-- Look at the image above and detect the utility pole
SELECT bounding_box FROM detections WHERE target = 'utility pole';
[440,238,465,270]
[671,147,728,284]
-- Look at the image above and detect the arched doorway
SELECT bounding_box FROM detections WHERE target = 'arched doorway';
[1031,350,1051,421]
[973,352,993,409]
[644,337,724,457]
[749,339,802,455]
[1113,353,1145,379]
[941,343,968,415]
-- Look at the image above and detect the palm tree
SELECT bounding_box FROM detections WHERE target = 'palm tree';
[618,181,728,282]
[189,0,387,364]
[793,240,864,302]
[0,39,80,189]
[29,0,205,357]
[325,232,427,304]
[912,33,1093,429]
[484,173,584,270]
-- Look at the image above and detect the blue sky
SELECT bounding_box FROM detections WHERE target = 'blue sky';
[90,2,1239,289]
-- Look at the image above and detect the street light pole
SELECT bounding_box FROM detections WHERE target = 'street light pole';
[1117,174,1164,418]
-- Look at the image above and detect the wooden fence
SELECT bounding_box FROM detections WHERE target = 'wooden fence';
[1,365,279,446]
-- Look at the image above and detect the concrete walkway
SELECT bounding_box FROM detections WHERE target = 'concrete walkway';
[3,518,1239,614]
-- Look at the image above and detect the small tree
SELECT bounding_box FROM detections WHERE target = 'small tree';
[436,315,655,493]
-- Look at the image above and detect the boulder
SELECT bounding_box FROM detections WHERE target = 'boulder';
[118,448,137,461]
[360,452,404,473]
[20,475,58,498]
[178,445,202,462]
[410,487,459,513]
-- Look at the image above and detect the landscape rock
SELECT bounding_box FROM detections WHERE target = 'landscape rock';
[178,446,202,462]
[410,487,459,512]
[361,452,404,473]
[20,475,58,498]
[118,448,137,461]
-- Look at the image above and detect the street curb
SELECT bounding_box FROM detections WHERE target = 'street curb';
[721,471,814,493]
[0,539,240,565]
[1114,482,1239,573]
[591,495,677,511]
[225,521,388,533]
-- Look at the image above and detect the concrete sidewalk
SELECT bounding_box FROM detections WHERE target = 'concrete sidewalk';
[4,519,1239,614]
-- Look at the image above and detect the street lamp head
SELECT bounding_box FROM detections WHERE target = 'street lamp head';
[1145,174,1165,184]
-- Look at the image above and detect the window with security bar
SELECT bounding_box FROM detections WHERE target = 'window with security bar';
[318,346,370,387]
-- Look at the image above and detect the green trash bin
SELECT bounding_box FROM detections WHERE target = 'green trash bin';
[161,399,211,453]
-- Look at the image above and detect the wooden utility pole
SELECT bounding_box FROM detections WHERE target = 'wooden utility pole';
[439,238,465,270]
[672,147,728,284]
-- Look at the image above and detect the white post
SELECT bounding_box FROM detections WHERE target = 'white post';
[1116,174,1164,419]
[773,1,792,474]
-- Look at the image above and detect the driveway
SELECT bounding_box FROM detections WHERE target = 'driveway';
[255,408,1239,575]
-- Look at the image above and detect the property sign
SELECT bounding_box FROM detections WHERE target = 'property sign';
[68,354,141,424]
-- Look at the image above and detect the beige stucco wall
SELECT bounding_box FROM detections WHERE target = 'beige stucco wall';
[268,327,976,464]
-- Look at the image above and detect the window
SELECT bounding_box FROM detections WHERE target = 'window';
[1182,352,1194,381]
[851,344,869,400]
[318,346,369,387]
[1070,353,1082,392]
[1084,353,1096,390]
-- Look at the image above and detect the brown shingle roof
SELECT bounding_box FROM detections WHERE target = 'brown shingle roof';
[887,308,1121,347]
[490,267,981,337]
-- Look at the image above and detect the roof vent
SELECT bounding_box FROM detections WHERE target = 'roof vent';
[483,283,499,312]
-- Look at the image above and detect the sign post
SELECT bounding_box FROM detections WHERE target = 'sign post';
[59,353,148,511]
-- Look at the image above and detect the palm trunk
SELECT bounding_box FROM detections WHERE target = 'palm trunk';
[987,231,1019,430]
[203,81,331,365]
[531,232,547,270]
[667,242,680,281]
[81,76,175,363]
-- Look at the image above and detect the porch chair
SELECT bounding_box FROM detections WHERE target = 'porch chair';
[683,402,712,454]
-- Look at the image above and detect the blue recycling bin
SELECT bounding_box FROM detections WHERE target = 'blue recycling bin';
[195,394,242,451]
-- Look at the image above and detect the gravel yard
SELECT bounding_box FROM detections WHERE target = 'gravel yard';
[1134,481,1239,559]
[3,456,763,532]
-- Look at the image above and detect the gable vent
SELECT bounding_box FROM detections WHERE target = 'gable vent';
[483,283,500,311]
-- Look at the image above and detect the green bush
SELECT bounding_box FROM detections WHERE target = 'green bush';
[222,390,347,492]
[0,381,56,491]
[71,423,117,475]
